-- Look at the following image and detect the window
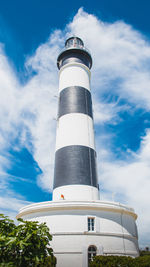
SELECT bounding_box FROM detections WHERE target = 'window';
[65,37,84,49]
[88,246,97,266]
[88,217,95,231]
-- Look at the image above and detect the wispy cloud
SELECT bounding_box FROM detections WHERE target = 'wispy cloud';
[0,193,31,220]
[69,8,150,110]
[98,130,150,246]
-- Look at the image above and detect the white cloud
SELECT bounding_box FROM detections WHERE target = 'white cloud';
[0,47,20,138]
[98,130,150,246]
[0,31,61,193]
[0,195,31,213]
[68,8,150,110]
[0,193,32,221]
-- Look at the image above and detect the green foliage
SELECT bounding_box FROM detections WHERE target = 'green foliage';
[140,250,150,256]
[90,255,150,267]
[135,255,150,267]
[0,214,56,267]
[89,255,134,267]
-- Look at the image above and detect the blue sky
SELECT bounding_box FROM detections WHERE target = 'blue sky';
[0,0,150,248]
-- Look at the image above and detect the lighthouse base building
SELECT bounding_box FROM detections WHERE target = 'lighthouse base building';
[17,200,139,267]
[17,37,139,266]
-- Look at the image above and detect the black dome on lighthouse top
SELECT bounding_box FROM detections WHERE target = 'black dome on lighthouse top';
[57,36,92,70]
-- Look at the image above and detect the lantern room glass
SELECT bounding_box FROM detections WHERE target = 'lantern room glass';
[65,37,84,49]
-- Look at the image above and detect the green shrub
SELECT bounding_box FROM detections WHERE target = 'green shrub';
[90,255,150,267]
[0,214,56,267]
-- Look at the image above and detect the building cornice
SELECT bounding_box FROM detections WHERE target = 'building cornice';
[16,200,137,219]
[51,231,138,240]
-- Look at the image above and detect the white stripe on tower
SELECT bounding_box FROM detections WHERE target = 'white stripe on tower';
[55,113,95,151]
[53,37,99,201]
[59,63,90,92]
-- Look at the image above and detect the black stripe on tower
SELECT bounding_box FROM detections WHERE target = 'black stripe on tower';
[58,86,93,119]
[53,145,98,189]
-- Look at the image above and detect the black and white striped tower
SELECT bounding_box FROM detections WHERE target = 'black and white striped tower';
[53,37,99,201]
[17,37,139,263]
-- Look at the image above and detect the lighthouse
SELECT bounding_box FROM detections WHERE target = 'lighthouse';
[53,37,99,202]
[17,37,139,267]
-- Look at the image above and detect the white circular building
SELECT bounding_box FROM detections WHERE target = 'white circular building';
[17,37,139,267]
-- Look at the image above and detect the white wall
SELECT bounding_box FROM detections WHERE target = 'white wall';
[20,201,139,267]
[53,185,99,201]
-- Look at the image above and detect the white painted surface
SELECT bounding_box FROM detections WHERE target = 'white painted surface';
[53,185,99,201]
[17,200,139,267]
[56,113,95,151]
[55,253,82,267]
[100,211,123,234]
[122,213,137,236]
[59,63,90,93]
